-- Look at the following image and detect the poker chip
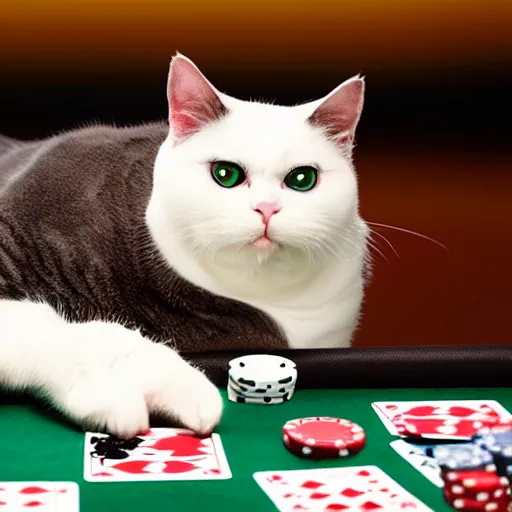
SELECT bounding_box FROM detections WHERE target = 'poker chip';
[439,437,512,512]
[491,453,512,480]
[432,443,496,471]
[227,354,297,405]
[445,470,504,483]
[227,384,293,405]
[228,375,294,399]
[443,482,512,511]
[282,417,366,459]
[475,432,512,455]
[445,483,511,502]
[474,431,512,480]
[228,354,297,387]
[443,491,511,512]
[444,471,511,491]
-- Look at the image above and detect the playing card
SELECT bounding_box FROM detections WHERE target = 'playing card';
[372,400,512,440]
[371,403,399,435]
[390,439,444,487]
[253,465,434,511]
[0,482,79,511]
[83,428,231,482]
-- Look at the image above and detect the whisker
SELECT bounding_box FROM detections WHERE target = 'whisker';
[299,238,315,265]
[367,222,448,251]
[370,230,399,259]
[366,239,389,264]
[309,232,364,263]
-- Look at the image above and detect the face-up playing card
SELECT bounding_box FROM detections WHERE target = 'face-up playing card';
[0,482,79,511]
[372,403,398,434]
[83,428,231,482]
[253,466,434,511]
[390,440,444,487]
[372,400,512,440]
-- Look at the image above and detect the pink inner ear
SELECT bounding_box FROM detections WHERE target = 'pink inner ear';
[167,56,229,140]
[308,78,364,146]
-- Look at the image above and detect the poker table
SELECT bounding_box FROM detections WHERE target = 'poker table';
[1,345,511,511]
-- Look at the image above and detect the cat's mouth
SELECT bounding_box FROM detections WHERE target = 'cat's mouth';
[250,235,275,251]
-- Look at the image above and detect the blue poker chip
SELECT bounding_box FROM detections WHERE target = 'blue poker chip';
[472,430,512,477]
[478,431,512,451]
[474,430,512,446]
[488,450,512,478]
[472,426,512,444]
[431,443,495,471]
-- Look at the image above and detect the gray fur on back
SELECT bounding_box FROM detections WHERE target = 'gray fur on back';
[0,123,287,351]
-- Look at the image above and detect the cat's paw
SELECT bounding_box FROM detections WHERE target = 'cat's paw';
[139,343,223,435]
[149,364,223,435]
[54,328,223,437]
[63,371,150,439]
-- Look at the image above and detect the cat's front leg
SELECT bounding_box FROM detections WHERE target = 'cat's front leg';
[0,299,223,438]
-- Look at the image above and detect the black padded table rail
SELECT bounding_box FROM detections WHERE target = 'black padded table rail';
[185,345,512,389]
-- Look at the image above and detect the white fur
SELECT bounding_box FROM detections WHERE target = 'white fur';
[147,80,369,349]
[0,299,223,437]
[0,56,368,437]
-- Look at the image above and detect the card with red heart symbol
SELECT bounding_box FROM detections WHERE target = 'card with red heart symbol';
[83,428,231,482]
[372,400,512,440]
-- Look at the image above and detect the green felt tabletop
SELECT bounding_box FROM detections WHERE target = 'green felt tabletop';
[1,388,511,511]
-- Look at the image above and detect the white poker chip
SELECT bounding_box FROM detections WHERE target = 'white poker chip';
[229,383,295,400]
[228,354,297,389]
[228,375,295,398]
[227,384,292,405]
[228,380,295,400]
[227,354,297,405]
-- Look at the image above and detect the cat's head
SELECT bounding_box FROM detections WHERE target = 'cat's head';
[151,54,366,269]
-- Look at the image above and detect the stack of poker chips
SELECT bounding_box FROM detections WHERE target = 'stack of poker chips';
[430,428,512,511]
[227,354,297,405]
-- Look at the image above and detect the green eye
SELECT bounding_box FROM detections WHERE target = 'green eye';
[283,166,318,192]
[211,161,246,188]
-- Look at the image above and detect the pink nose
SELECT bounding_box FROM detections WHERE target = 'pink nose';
[253,201,281,225]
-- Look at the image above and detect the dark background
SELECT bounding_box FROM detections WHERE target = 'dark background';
[1,0,511,347]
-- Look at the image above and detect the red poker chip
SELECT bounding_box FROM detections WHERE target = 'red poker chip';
[444,485,511,503]
[444,469,506,484]
[443,490,511,512]
[282,417,366,459]
[443,471,511,493]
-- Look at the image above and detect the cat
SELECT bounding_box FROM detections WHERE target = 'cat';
[0,53,368,438]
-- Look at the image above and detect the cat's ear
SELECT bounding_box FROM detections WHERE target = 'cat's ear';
[307,75,365,147]
[167,54,229,142]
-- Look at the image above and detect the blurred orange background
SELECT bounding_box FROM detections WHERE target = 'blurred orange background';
[1,0,511,348]
[1,0,511,71]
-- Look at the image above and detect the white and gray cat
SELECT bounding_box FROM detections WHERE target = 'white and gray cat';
[0,54,369,438]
